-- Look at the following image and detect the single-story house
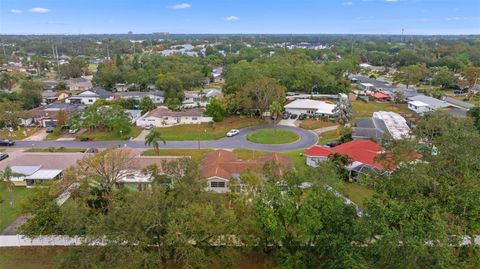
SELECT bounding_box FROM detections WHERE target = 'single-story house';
[136,107,213,127]
[359,83,375,92]
[66,77,93,91]
[114,90,165,104]
[41,91,70,105]
[284,99,336,117]
[371,92,391,102]
[407,95,453,114]
[304,140,387,177]
[66,88,113,105]
[21,102,85,127]
[199,150,293,193]
[40,80,59,91]
[182,89,222,108]
[353,111,410,141]
[0,153,86,187]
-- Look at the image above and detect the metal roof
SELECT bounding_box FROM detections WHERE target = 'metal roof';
[25,169,62,180]
[10,166,41,176]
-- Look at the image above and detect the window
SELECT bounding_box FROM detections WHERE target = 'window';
[210,181,226,188]
[88,99,93,103]
[192,117,198,120]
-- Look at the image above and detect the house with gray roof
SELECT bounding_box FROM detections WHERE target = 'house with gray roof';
[66,88,113,105]
[353,111,411,142]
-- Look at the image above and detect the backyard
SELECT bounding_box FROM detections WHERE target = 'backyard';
[154,116,263,141]
[0,182,31,231]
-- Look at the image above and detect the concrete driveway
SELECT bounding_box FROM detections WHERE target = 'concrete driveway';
[133,129,150,142]
[278,118,298,127]
[11,124,318,152]
[22,129,48,141]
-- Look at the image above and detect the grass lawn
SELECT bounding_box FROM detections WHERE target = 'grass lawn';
[25,147,86,153]
[79,127,143,141]
[341,182,374,208]
[143,148,212,162]
[351,100,413,120]
[299,119,337,130]
[0,128,38,140]
[317,129,340,145]
[233,149,269,160]
[0,247,67,269]
[0,182,32,231]
[155,116,263,141]
[45,131,64,141]
[247,129,299,144]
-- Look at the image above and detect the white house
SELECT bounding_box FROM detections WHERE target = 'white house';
[407,95,452,114]
[66,88,113,105]
[284,99,336,117]
[115,91,165,104]
[182,89,222,108]
[136,107,213,127]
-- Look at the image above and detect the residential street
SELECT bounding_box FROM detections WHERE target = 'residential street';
[12,125,318,152]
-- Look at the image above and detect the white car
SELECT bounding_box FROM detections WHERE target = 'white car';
[144,125,154,130]
[68,128,79,134]
[226,129,240,137]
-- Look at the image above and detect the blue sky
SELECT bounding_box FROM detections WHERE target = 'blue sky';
[1,0,479,35]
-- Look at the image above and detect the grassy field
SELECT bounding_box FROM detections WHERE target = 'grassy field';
[25,147,86,153]
[341,182,374,208]
[155,117,263,141]
[317,129,340,145]
[143,148,212,162]
[247,129,299,144]
[233,148,269,160]
[0,128,38,140]
[0,182,31,231]
[351,100,412,120]
[299,119,337,130]
[79,127,143,141]
[0,247,67,269]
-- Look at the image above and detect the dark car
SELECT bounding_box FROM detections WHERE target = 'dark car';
[46,127,55,133]
[0,153,9,161]
[0,139,15,146]
[454,89,467,95]
[298,114,307,120]
[290,114,298,119]
[326,141,341,148]
[79,137,91,142]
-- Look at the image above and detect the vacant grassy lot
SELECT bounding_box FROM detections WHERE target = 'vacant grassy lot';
[0,247,67,269]
[143,148,212,162]
[351,100,412,120]
[0,182,31,231]
[247,129,299,144]
[0,128,38,140]
[25,147,86,153]
[299,119,337,130]
[79,127,143,141]
[233,148,269,160]
[155,117,263,141]
[317,129,340,145]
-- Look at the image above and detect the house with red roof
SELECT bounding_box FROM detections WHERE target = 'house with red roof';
[199,150,293,193]
[371,92,391,102]
[304,140,387,177]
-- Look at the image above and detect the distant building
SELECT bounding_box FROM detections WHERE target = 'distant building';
[41,91,69,105]
[66,77,93,91]
[21,102,85,127]
[284,99,336,117]
[66,88,113,105]
[407,95,453,114]
[181,89,222,108]
[115,91,165,104]
[136,107,212,127]
[353,111,410,141]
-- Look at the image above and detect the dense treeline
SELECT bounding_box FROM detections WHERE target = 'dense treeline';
[18,112,480,268]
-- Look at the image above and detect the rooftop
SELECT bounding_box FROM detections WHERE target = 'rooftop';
[408,95,451,109]
[284,99,336,114]
[144,107,207,118]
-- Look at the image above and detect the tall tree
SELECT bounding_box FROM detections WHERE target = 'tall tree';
[333,98,352,125]
[269,100,283,131]
[145,129,166,156]
[394,64,429,88]
[237,78,286,117]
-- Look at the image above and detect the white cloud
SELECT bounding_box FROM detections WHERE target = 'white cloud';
[225,16,240,21]
[171,3,191,9]
[29,7,50,13]
[11,9,22,14]
[343,2,353,5]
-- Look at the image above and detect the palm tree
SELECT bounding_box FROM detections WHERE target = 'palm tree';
[145,129,166,156]
[1,166,15,207]
[269,101,283,131]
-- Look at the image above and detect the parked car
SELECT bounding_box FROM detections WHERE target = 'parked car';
[226,129,240,137]
[0,153,9,161]
[144,124,154,130]
[290,114,298,119]
[282,113,290,120]
[298,113,307,120]
[326,141,341,148]
[46,127,55,133]
[68,128,79,134]
[0,139,15,146]
[85,148,99,153]
[79,137,91,142]
[454,89,467,95]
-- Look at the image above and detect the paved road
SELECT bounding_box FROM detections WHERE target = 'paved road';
[12,125,318,152]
